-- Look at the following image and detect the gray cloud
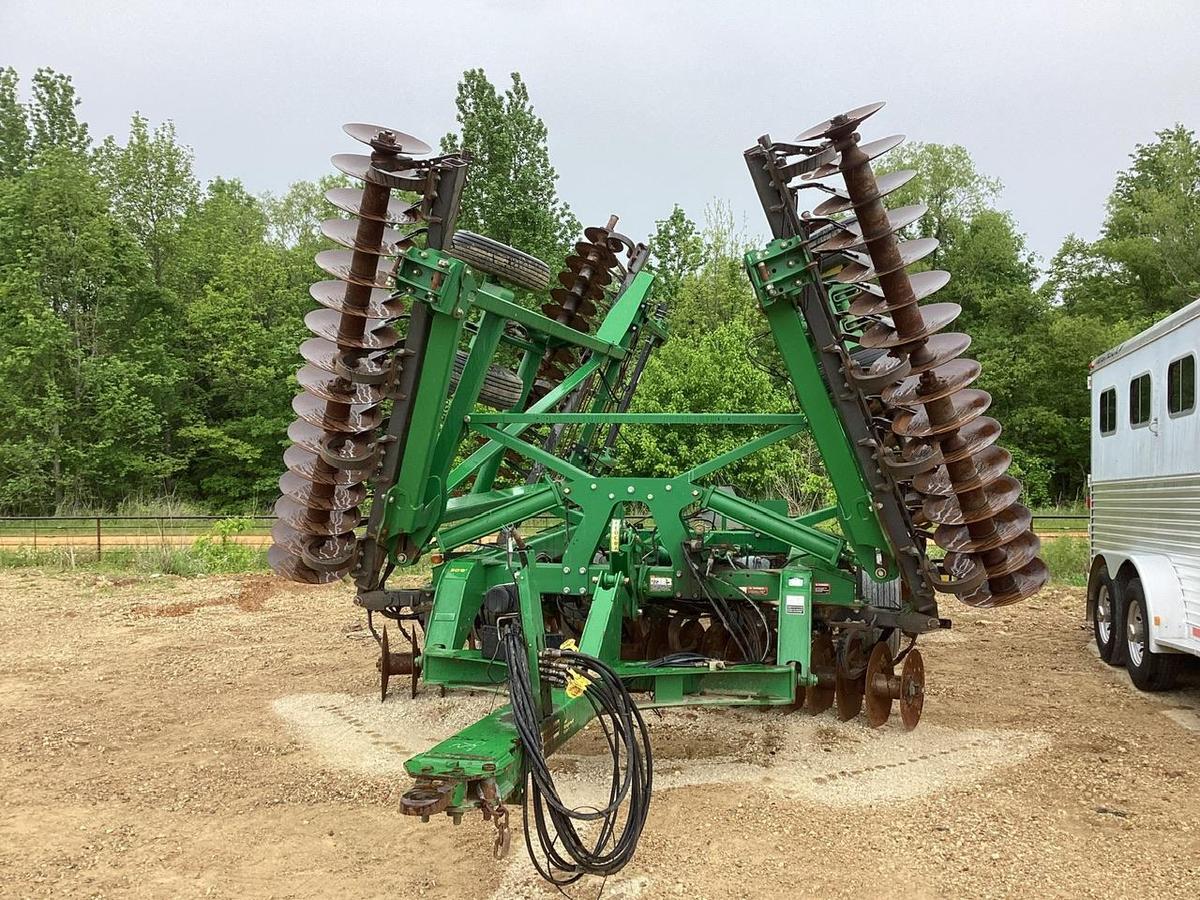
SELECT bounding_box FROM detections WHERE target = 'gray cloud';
[3,0,1197,262]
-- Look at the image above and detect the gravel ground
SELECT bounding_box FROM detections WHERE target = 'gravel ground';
[0,571,1197,899]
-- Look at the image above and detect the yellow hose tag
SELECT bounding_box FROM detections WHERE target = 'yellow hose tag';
[565,669,591,699]
[610,517,621,553]
[560,639,579,652]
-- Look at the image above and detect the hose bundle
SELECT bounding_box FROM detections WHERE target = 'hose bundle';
[502,627,652,886]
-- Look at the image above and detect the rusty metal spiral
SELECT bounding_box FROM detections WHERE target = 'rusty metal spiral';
[796,102,1048,608]
[269,124,432,584]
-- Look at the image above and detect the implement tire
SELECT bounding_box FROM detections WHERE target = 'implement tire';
[448,230,551,292]
[450,350,523,410]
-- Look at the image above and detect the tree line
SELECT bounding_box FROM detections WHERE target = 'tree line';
[0,66,1196,515]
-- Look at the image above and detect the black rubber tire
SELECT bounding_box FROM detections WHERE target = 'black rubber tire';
[449,350,523,410]
[1089,565,1122,665]
[448,230,551,292]
[1122,577,1182,691]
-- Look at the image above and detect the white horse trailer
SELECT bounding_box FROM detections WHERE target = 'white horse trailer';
[1088,296,1200,689]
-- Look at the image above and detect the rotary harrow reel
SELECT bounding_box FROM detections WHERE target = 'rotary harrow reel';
[265,102,1044,885]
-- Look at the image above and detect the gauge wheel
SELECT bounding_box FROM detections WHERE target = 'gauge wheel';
[449,350,524,410]
[448,230,551,292]
[1090,565,1121,665]
[1122,577,1181,692]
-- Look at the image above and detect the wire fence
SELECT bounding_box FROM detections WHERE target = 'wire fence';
[0,512,1089,560]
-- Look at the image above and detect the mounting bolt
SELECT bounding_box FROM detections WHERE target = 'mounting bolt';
[646,493,654,500]
[590,483,597,490]
[592,576,599,583]
[563,487,571,495]
[579,587,587,595]
[438,259,448,268]
[691,490,700,497]
[562,566,571,574]
[578,566,587,574]
[664,484,672,492]
[626,486,635,494]
[675,571,683,578]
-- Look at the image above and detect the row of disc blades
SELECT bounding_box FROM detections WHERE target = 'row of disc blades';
[792,103,1048,608]
[269,124,433,584]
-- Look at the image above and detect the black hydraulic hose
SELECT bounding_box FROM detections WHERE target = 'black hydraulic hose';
[503,626,652,886]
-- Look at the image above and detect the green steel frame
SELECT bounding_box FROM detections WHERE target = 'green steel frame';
[368,236,929,819]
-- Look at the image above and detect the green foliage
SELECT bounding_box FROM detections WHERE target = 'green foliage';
[647,204,703,304]
[440,69,580,267]
[190,516,262,572]
[1041,536,1089,587]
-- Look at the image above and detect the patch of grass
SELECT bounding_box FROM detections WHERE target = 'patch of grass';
[1041,535,1089,586]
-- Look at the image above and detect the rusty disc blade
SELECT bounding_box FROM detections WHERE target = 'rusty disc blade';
[297,364,386,406]
[847,351,912,395]
[314,249,396,290]
[573,241,618,268]
[892,388,992,438]
[835,632,868,721]
[898,649,925,730]
[882,358,982,406]
[272,522,357,574]
[832,238,939,283]
[922,475,1023,526]
[806,633,836,715]
[283,444,371,485]
[701,620,730,659]
[582,224,615,244]
[320,218,413,257]
[545,293,597,319]
[980,530,1043,580]
[299,338,390,382]
[667,616,705,653]
[305,308,398,350]
[309,281,403,319]
[812,204,928,254]
[813,168,917,217]
[864,641,894,727]
[907,332,972,376]
[342,123,431,156]
[291,391,384,434]
[960,558,1049,608]
[556,270,606,300]
[279,470,367,510]
[325,188,421,225]
[936,415,1002,464]
[330,153,423,187]
[274,495,361,535]
[540,306,591,331]
[272,520,348,557]
[912,444,1012,495]
[860,302,963,350]
[934,502,1032,554]
[880,441,942,481]
[794,101,886,143]
[849,270,951,316]
[933,552,988,595]
[268,544,344,584]
[564,255,614,283]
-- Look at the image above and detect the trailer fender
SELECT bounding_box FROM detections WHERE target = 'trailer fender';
[1107,552,1188,651]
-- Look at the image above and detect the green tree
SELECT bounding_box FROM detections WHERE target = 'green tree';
[440,69,580,266]
[647,204,703,304]
[0,67,29,177]
[96,113,199,285]
[28,68,89,156]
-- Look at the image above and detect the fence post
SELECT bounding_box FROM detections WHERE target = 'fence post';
[96,515,102,561]
[33,518,37,551]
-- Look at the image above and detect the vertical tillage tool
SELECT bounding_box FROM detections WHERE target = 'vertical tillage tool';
[265,103,1044,884]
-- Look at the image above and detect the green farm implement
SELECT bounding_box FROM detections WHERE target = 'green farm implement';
[268,103,1047,883]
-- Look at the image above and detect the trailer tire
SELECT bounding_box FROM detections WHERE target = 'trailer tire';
[449,351,524,410]
[448,230,551,292]
[1122,577,1181,691]
[1089,565,1121,665]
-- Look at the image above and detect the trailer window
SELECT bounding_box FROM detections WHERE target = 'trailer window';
[1168,354,1195,417]
[1129,373,1151,427]
[1098,387,1116,435]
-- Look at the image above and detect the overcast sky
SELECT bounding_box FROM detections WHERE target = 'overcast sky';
[3,0,1198,264]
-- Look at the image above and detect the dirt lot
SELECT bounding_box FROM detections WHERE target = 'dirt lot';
[1,571,1198,899]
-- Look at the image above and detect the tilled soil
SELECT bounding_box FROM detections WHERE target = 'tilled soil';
[0,571,1197,899]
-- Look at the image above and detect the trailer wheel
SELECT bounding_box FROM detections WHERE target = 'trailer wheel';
[1090,566,1121,665]
[448,230,551,292]
[1123,577,1181,691]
